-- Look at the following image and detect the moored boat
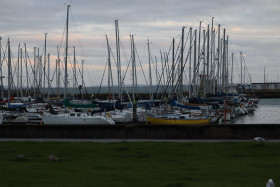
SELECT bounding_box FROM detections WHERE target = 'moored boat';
[146,114,211,125]
[41,112,115,125]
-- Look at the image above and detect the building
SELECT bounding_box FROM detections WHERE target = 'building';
[252,82,280,91]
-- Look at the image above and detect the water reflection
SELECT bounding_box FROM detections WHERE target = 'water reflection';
[220,99,280,124]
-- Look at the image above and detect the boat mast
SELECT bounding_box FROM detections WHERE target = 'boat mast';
[43,33,47,98]
[217,24,221,93]
[171,38,175,101]
[160,51,165,88]
[165,52,169,88]
[226,35,229,97]
[193,29,197,97]
[47,52,50,99]
[231,53,234,85]
[155,56,158,100]
[17,43,20,100]
[7,38,11,104]
[55,58,58,97]
[106,35,111,98]
[56,46,60,98]
[0,37,3,99]
[180,26,185,101]
[240,51,242,93]
[212,29,216,95]
[20,47,23,99]
[24,43,29,97]
[105,34,113,100]
[134,37,138,99]
[81,59,84,98]
[222,29,226,93]
[202,30,206,98]
[226,35,229,94]
[38,48,41,95]
[196,21,202,96]
[64,5,70,100]
[73,46,76,99]
[115,19,122,102]
[131,35,136,101]
[244,66,246,87]
[206,25,210,96]
[131,35,137,122]
[33,47,36,98]
[210,17,214,94]
[189,27,192,99]
[147,39,153,101]
[38,48,42,96]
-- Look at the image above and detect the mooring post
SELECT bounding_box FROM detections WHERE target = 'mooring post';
[133,99,137,123]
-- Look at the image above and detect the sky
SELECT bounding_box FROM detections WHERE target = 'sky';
[0,0,279,89]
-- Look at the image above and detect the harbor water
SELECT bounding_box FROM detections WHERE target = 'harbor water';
[225,98,280,124]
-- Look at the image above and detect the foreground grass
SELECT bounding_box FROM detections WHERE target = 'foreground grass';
[0,141,279,187]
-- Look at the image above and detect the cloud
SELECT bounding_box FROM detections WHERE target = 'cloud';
[0,0,279,87]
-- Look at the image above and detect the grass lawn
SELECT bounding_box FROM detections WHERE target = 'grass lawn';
[0,141,279,187]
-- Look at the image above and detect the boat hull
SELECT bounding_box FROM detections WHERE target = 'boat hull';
[147,116,210,125]
[41,115,115,125]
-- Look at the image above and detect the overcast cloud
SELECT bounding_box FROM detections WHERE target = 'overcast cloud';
[0,0,279,88]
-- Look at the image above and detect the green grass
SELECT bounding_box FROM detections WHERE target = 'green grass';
[0,141,279,187]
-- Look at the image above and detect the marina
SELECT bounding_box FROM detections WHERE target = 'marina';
[0,1,279,187]
[0,5,278,127]
[0,98,278,126]
[0,98,279,140]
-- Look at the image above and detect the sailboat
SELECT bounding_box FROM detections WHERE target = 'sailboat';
[41,112,115,125]
[41,5,115,125]
[146,113,211,125]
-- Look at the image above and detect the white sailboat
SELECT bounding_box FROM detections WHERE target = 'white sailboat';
[41,112,115,125]
[39,5,115,125]
[103,107,148,123]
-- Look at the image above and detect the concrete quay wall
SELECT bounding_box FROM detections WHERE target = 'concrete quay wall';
[0,124,279,139]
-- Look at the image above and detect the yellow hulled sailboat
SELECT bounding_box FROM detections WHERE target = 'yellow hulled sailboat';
[147,114,211,125]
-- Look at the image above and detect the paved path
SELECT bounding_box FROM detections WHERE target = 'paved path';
[0,138,278,142]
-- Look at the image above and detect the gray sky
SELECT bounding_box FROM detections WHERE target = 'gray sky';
[0,0,279,88]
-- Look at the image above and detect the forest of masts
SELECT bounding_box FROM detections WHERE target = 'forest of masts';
[0,11,249,103]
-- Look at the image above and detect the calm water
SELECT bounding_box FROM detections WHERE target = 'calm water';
[227,99,280,124]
